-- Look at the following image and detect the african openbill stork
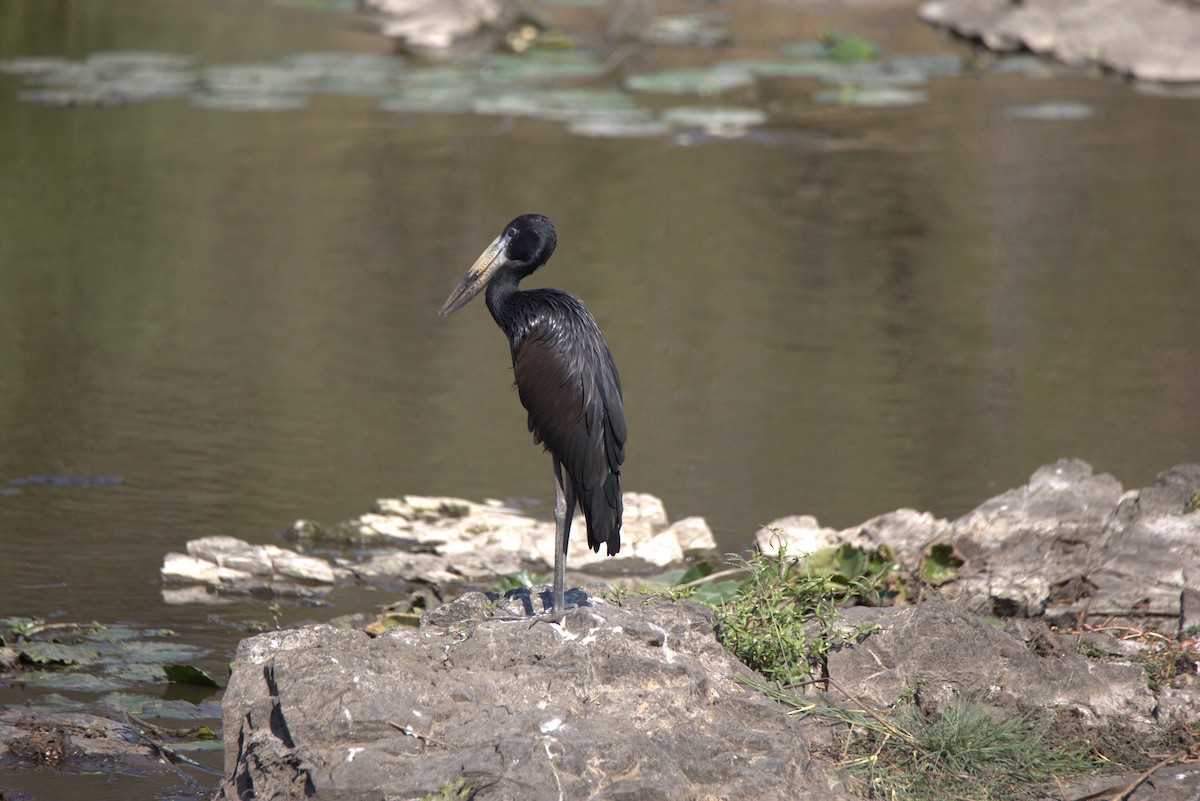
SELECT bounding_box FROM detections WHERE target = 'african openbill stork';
[439,214,626,617]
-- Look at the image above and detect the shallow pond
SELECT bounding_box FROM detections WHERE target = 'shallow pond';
[1,0,1198,797]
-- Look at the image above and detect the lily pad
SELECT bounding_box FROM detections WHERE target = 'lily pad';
[566,117,672,138]
[660,105,767,136]
[479,50,608,84]
[19,642,93,666]
[84,51,198,72]
[163,664,221,688]
[0,56,71,76]
[202,64,315,94]
[887,53,968,78]
[1004,101,1094,120]
[380,84,476,114]
[626,65,755,96]
[11,623,208,692]
[97,692,222,719]
[283,52,404,95]
[813,86,929,107]
[473,88,639,122]
[17,672,134,692]
[731,59,849,81]
[189,92,309,111]
[777,41,827,60]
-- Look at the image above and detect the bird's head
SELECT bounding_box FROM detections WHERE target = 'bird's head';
[439,214,557,317]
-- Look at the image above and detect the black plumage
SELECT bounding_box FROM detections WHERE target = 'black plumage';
[439,214,626,614]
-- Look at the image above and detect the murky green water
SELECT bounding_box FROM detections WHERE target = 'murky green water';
[1,0,1199,797]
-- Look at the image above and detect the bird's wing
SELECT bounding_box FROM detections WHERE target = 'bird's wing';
[513,309,625,553]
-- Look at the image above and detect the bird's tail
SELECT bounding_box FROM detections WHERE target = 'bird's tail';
[578,472,622,556]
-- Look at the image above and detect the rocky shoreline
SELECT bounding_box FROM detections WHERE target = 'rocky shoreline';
[4,459,1199,799]
[208,459,1199,799]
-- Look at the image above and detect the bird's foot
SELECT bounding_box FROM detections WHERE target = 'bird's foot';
[482,602,582,627]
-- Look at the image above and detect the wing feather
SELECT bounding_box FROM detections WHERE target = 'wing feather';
[512,291,624,555]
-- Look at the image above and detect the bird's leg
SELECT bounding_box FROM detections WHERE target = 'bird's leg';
[482,462,577,624]
[551,459,575,616]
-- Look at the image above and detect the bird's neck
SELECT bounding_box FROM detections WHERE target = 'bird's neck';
[484,267,524,338]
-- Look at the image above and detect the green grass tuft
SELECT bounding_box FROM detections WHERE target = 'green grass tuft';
[745,678,1104,800]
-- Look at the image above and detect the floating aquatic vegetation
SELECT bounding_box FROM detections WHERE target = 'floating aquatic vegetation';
[813,86,929,107]
[84,51,199,72]
[97,692,222,720]
[642,13,732,47]
[194,62,315,110]
[283,51,405,95]
[660,105,767,136]
[0,56,71,76]
[163,664,222,688]
[6,621,210,693]
[776,41,827,60]
[626,65,756,96]
[566,116,672,138]
[887,53,969,78]
[190,92,309,111]
[478,50,609,84]
[1005,101,1094,120]
[379,73,477,114]
[2,52,198,106]
[732,58,850,81]
[202,63,316,94]
[473,87,640,122]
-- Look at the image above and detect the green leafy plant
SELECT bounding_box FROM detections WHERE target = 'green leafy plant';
[714,546,875,685]
[919,542,964,586]
[819,28,880,63]
[421,776,476,801]
[801,543,905,606]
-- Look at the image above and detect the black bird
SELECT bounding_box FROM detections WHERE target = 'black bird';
[439,214,626,616]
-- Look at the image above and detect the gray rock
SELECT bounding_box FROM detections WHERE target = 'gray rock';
[827,599,1157,730]
[215,595,854,801]
[0,710,174,773]
[759,459,1200,633]
[366,0,546,54]
[940,461,1200,628]
[919,0,1200,83]
[161,535,352,599]
[945,459,1124,617]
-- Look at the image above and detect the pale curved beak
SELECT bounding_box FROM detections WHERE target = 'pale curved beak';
[438,232,511,317]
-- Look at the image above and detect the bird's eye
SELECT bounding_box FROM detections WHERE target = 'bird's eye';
[506,227,517,239]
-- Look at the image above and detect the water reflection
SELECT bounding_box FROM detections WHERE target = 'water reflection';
[0,0,1197,656]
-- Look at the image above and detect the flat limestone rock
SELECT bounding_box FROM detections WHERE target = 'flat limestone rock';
[920,0,1200,83]
[162,491,717,602]
[215,594,853,801]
